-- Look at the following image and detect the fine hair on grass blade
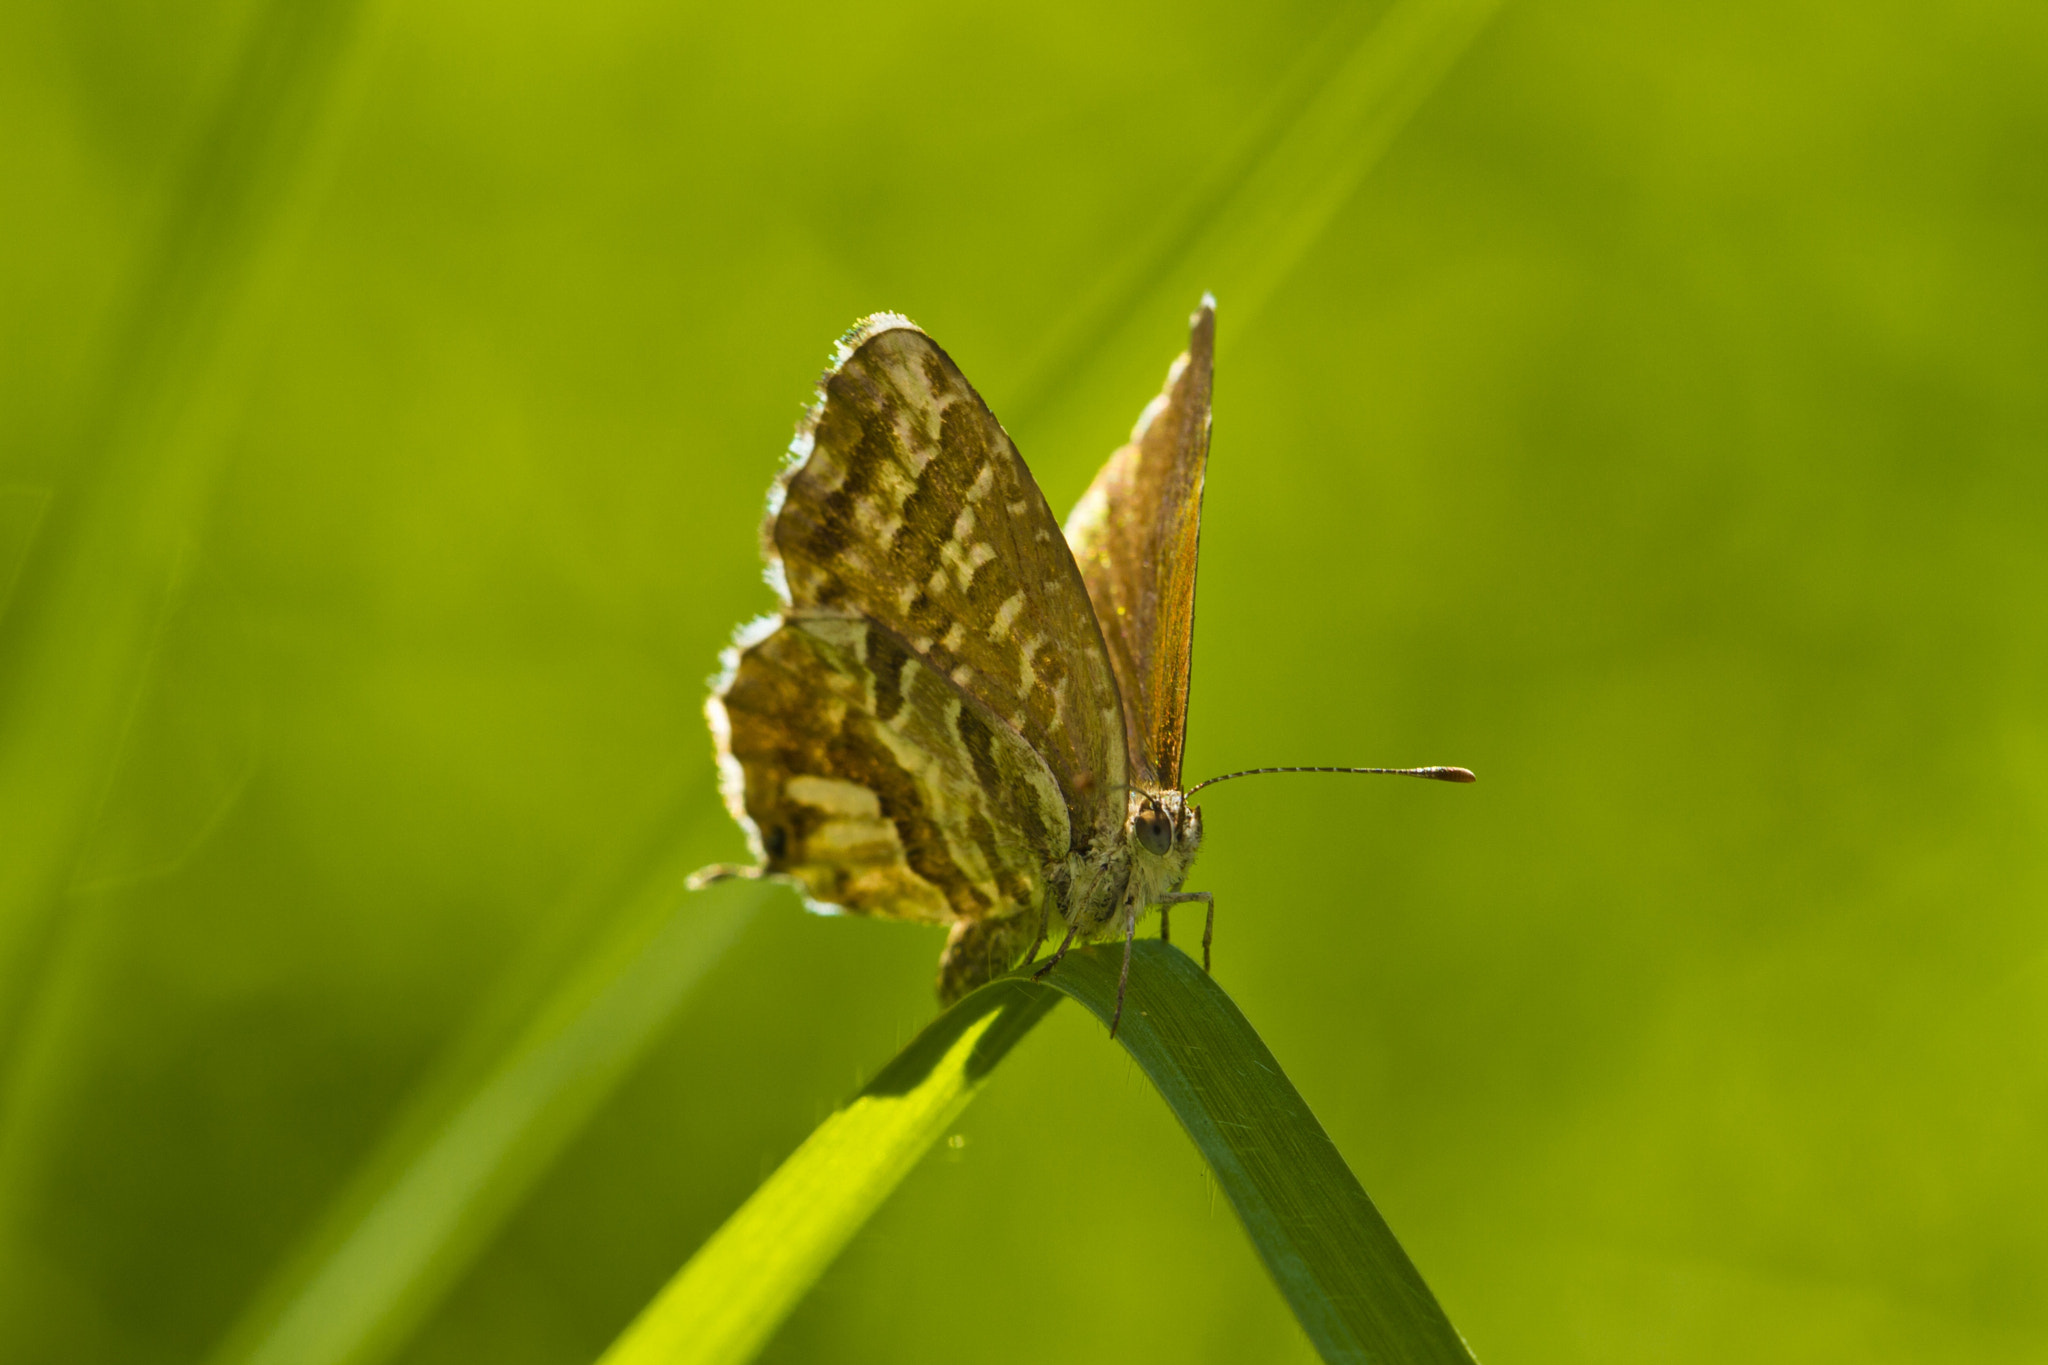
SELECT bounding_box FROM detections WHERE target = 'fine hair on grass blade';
[596,979,1061,1365]
[604,941,1473,1365]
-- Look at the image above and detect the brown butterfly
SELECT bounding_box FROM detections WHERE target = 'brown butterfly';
[700,297,1471,1031]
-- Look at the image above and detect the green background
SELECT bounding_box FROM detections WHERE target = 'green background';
[2,0,2044,1362]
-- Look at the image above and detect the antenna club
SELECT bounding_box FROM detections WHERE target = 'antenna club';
[1430,767,1478,783]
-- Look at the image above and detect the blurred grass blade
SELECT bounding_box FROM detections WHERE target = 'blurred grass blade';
[1206,0,1505,336]
[1012,0,1504,427]
[0,0,390,1071]
[1005,0,1379,421]
[604,941,1471,1365]
[596,979,1062,1365]
[208,867,762,1365]
[0,489,50,628]
[1045,942,1475,1365]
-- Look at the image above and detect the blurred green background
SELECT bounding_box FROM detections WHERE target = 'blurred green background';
[2,0,2045,1361]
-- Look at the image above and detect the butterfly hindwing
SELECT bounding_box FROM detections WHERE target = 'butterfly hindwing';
[768,318,1129,851]
[711,613,1071,956]
[1064,298,1214,790]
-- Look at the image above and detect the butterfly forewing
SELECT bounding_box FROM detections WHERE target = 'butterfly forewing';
[711,315,1144,998]
[769,319,1130,850]
[1064,298,1214,791]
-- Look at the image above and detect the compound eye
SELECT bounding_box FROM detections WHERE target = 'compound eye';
[1133,806,1173,856]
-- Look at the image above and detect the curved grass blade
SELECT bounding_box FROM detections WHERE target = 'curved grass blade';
[596,979,1061,1365]
[1042,941,1476,1365]
[602,940,1473,1365]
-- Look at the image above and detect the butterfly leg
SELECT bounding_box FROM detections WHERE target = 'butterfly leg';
[1020,892,1052,968]
[684,863,764,891]
[1201,894,1213,973]
[1031,921,1081,981]
[1158,892,1214,972]
[1110,918,1137,1038]
[1158,903,1170,944]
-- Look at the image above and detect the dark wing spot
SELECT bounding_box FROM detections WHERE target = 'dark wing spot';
[793,512,848,568]
[964,555,1008,619]
[891,468,952,572]
[938,399,991,470]
[866,623,909,723]
[921,353,956,399]
[954,703,1003,797]
[903,589,947,647]
[1027,649,1069,729]
[954,702,1050,855]
[810,399,865,460]
[799,390,897,563]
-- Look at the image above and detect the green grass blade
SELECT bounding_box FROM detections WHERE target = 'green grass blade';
[1041,941,1476,1365]
[1011,0,1504,431]
[207,870,762,1365]
[0,0,392,1079]
[1200,0,1506,338]
[596,978,1062,1365]
[0,489,50,629]
[603,940,1471,1365]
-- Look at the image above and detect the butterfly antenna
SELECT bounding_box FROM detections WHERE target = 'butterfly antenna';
[1184,765,1476,798]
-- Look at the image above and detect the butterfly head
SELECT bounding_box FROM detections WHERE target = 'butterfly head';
[1127,788,1203,864]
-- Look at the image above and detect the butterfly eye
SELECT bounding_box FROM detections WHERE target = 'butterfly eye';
[1133,806,1173,856]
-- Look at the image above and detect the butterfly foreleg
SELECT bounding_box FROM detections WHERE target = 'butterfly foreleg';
[1020,891,1052,968]
[1158,891,1213,972]
[1108,918,1138,1037]
[1031,919,1081,983]
[684,863,765,891]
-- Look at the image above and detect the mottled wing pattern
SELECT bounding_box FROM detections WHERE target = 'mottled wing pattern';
[1064,297,1214,790]
[767,319,1129,852]
[709,613,1070,999]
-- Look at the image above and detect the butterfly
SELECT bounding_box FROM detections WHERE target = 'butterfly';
[700,297,1471,1032]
